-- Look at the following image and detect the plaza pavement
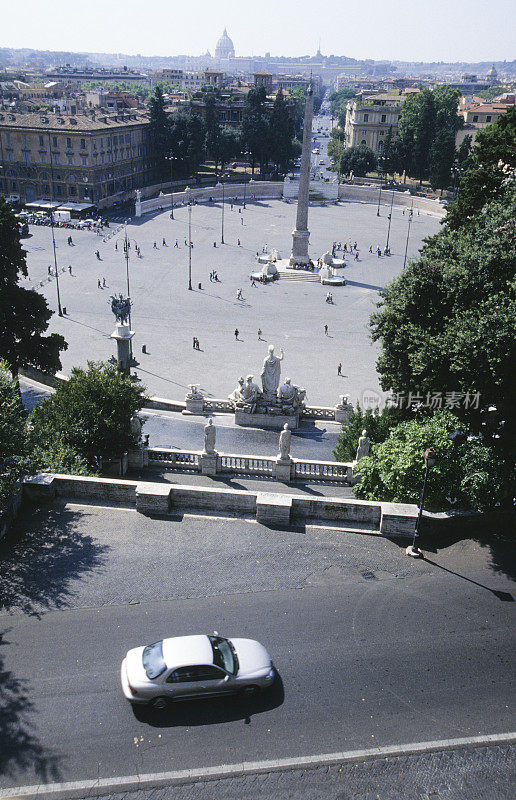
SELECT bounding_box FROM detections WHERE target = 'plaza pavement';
[22,198,441,407]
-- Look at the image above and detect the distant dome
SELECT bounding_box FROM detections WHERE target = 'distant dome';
[215,28,235,59]
[487,64,497,77]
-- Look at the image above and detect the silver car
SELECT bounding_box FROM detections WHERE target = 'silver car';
[121,633,275,710]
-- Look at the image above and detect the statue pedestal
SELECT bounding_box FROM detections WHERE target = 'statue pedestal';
[274,458,293,481]
[201,452,218,476]
[235,410,299,430]
[127,445,149,471]
[110,323,134,374]
[289,229,311,267]
[334,403,353,424]
[182,397,205,415]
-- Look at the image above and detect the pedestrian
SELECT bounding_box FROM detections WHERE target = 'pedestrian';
[115,242,118,250]
[369,244,372,253]
[174,239,179,247]
[237,238,241,246]
[102,277,106,287]
[377,247,381,258]
[231,203,233,210]
[185,239,188,246]
[354,241,357,251]
[354,251,359,261]
[337,362,342,376]
[241,217,244,225]
[251,277,256,287]
[238,207,241,213]
[192,337,196,349]
[213,241,217,248]
[258,328,262,339]
[162,237,167,246]
[97,278,101,288]
[153,241,157,249]
[68,264,72,274]
[96,250,100,260]
[48,265,51,275]
[324,324,328,335]
[329,293,333,303]
[234,328,239,339]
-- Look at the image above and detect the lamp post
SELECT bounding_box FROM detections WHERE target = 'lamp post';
[46,133,63,316]
[165,155,178,219]
[406,447,437,558]
[115,222,137,357]
[403,202,413,268]
[187,202,192,290]
[221,172,228,245]
[385,189,394,252]
[376,184,382,216]
[243,150,249,209]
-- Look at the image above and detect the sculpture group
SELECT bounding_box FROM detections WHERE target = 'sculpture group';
[229,345,306,426]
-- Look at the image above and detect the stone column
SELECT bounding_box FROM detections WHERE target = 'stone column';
[110,322,134,375]
[290,83,314,267]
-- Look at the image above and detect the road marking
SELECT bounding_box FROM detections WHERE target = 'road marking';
[1,732,514,800]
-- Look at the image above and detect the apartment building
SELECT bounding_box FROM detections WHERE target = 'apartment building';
[0,109,152,207]
[344,91,411,153]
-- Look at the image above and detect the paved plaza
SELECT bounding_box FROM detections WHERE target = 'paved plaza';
[22,199,441,406]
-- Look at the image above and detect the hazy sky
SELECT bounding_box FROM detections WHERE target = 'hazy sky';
[2,0,515,62]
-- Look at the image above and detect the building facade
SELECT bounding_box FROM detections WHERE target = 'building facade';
[344,92,407,153]
[0,109,152,206]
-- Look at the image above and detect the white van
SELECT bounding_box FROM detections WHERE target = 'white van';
[54,210,71,222]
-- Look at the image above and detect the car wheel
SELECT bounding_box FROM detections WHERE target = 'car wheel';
[241,685,260,698]
[149,696,168,711]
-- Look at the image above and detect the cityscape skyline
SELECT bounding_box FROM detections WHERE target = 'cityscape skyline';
[2,0,515,64]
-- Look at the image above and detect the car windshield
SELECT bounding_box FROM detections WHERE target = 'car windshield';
[142,641,166,679]
[209,636,236,675]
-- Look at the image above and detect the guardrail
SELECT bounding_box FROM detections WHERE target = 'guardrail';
[219,454,275,476]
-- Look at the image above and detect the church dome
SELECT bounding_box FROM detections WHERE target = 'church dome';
[487,64,497,77]
[215,28,235,59]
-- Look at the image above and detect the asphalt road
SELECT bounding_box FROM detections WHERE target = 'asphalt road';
[1,502,514,790]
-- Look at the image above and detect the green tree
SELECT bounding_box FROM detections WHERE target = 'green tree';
[0,197,67,386]
[397,88,436,182]
[370,180,516,450]
[204,93,222,173]
[354,410,511,511]
[217,126,241,173]
[339,144,377,176]
[148,86,171,180]
[0,360,30,506]
[429,87,463,191]
[445,107,516,230]
[269,89,294,172]
[329,87,356,128]
[168,110,206,178]
[30,361,148,468]
[333,404,401,462]
[242,85,270,176]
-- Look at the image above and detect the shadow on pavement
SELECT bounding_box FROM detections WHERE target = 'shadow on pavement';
[133,673,284,728]
[0,503,110,617]
[0,629,61,780]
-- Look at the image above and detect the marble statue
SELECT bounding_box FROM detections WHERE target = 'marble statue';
[228,377,245,405]
[278,423,292,461]
[261,345,284,397]
[356,429,370,461]
[204,418,216,454]
[130,414,142,443]
[110,293,131,324]
[135,189,141,202]
[278,377,296,404]
[186,384,203,400]
[241,375,261,413]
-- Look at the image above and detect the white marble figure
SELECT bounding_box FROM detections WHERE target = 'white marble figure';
[204,418,216,454]
[278,423,292,461]
[278,377,296,404]
[130,415,142,443]
[228,376,245,404]
[261,345,284,397]
[135,189,142,202]
[186,384,203,400]
[356,429,370,461]
[241,375,261,412]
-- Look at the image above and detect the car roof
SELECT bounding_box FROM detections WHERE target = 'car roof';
[162,635,214,670]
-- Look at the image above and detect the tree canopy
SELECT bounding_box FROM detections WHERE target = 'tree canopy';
[0,196,67,382]
[339,144,377,176]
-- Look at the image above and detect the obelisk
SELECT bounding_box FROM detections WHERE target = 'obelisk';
[289,82,314,267]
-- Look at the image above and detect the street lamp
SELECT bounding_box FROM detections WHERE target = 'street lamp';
[376,184,382,216]
[406,447,437,558]
[187,202,193,290]
[385,190,395,252]
[243,150,249,209]
[165,155,179,219]
[403,202,413,268]
[220,172,229,244]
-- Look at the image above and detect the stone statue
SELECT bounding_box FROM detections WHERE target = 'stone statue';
[241,374,261,413]
[278,377,296,404]
[204,418,216,454]
[135,189,141,202]
[278,423,292,461]
[260,345,284,397]
[130,414,142,443]
[228,376,245,405]
[186,384,203,400]
[356,429,370,461]
[110,294,131,325]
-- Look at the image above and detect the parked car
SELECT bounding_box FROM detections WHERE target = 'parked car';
[121,633,275,710]
[319,159,325,165]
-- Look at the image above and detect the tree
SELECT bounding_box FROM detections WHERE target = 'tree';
[429,87,463,192]
[148,86,171,181]
[242,86,270,176]
[329,87,356,128]
[168,109,206,178]
[0,360,30,507]
[30,361,148,468]
[379,126,402,177]
[339,144,377,177]
[269,89,294,173]
[0,197,67,386]
[333,404,401,462]
[397,89,436,182]
[354,410,511,511]
[370,180,516,453]
[217,126,241,173]
[445,107,516,230]
[204,93,222,173]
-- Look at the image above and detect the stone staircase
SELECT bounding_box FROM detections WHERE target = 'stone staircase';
[278,271,320,282]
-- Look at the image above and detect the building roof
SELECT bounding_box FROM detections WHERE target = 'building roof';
[0,110,149,131]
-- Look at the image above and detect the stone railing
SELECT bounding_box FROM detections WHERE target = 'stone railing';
[147,446,352,483]
[302,406,336,420]
[148,448,201,470]
[337,184,446,217]
[137,182,284,217]
[203,399,234,414]
[219,454,275,476]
